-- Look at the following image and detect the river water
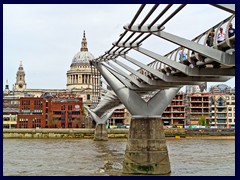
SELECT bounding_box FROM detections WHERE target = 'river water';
[3,138,235,176]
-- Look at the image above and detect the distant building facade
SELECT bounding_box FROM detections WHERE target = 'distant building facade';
[17,96,85,128]
[4,31,100,106]
[3,31,101,128]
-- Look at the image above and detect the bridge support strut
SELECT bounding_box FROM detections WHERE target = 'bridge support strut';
[84,104,123,141]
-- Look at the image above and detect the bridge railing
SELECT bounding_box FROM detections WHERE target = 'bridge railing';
[92,4,235,93]
[143,14,235,77]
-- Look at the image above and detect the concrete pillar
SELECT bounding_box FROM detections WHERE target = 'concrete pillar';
[93,124,108,141]
[122,118,171,175]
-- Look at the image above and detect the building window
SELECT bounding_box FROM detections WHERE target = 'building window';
[217,114,226,118]
[231,96,235,100]
[217,120,226,123]
[72,111,80,115]
[217,97,225,106]
[22,100,30,105]
[228,113,232,117]
[87,94,90,100]
[228,107,232,111]
[61,105,65,110]
[68,105,72,110]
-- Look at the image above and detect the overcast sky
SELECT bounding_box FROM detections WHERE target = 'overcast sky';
[3,4,235,91]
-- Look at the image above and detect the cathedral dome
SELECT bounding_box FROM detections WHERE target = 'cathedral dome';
[71,31,94,67]
[71,51,94,66]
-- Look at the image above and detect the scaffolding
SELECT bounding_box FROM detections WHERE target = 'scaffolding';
[90,60,101,108]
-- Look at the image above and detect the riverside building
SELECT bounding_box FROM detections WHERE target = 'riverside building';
[3,32,128,128]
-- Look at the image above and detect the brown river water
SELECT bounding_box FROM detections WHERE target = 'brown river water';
[3,138,235,176]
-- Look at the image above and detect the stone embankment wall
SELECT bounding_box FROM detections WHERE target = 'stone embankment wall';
[3,128,235,139]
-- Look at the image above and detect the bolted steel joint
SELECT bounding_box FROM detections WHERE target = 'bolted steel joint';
[124,23,165,33]
[113,42,141,48]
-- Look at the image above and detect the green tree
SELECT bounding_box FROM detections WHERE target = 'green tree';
[199,116,207,126]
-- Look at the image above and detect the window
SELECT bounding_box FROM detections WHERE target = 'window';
[22,100,30,105]
[217,114,226,118]
[61,105,65,110]
[68,105,72,110]
[228,113,232,117]
[217,120,226,123]
[53,111,61,115]
[231,96,235,100]
[217,97,225,106]
[87,94,90,100]
[72,111,80,115]
[228,107,232,111]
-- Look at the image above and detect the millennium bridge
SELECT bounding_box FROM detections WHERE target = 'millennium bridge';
[84,4,235,175]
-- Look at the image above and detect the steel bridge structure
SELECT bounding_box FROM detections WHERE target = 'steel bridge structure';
[86,4,235,175]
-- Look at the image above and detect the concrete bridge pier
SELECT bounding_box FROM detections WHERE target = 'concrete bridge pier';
[94,123,108,141]
[122,117,170,175]
[96,63,181,174]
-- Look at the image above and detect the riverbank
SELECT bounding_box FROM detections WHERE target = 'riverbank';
[3,128,235,139]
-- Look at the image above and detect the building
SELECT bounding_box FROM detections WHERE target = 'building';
[108,108,125,128]
[17,95,84,128]
[4,31,101,106]
[47,97,84,128]
[162,93,185,128]
[210,93,235,128]
[186,92,211,126]
[18,97,46,128]
[3,95,20,128]
[161,90,235,128]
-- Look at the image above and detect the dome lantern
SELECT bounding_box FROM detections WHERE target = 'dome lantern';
[80,30,88,52]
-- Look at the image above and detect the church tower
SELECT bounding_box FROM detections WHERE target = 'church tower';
[14,61,27,91]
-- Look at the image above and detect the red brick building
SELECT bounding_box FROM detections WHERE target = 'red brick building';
[48,98,84,128]
[18,97,46,128]
[17,96,84,128]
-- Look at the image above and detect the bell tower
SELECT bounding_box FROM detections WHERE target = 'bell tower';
[14,61,27,91]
